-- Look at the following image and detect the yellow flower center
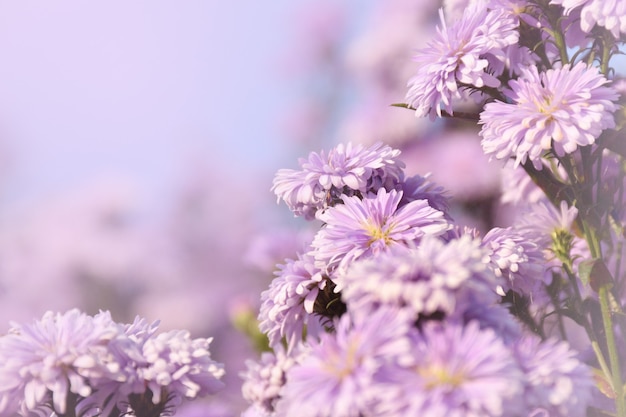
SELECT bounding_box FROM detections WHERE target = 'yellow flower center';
[418,364,467,390]
[363,221,393,247]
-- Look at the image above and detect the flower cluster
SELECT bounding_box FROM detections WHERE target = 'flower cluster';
[244,140,595,416]
[0,309,225,417]
[243,0,626,414]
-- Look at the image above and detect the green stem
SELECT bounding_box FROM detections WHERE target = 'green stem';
[598,31,612,77]
[583,218,625,415]
[599,285,626,416]
[544,13,569,65]
[592,340,613,386]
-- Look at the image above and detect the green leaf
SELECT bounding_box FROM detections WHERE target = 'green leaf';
[578,258,596,287]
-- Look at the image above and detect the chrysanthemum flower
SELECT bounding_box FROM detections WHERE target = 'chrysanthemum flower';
[337,235,499,320]
[277,308,414,417]
[481,226,547,296]
[0,309,225,417]
[399,173,450,216]
[137,330,225,406]
[311,188,450,274]
[272,142,404,219]
[480,62,618,169]
[108,330,225,417]
[514,334,593,416]
[374,321,525,417]
[0,309,129,416]
[258,253,326,351]
[405,4,519,118]
[241,345,302,417]
[551,0,626,38]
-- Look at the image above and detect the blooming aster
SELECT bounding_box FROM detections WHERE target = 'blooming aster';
[135,330,225,407]
[405,4,519,118]
[399,173,451,215]
[108,330,225,417]
[551,0,626,38]
[481,226,547,296]
[240,345,302,417]
[271,142,404,219]
[277,308,414,417]
[0,309,126,416]
[84,314,161,416]
[258,253,326,351]
[337,234,500,320]
[480,62,619,169]
[311,188,450,274]
[0,309,225,417]
[373,320,525,417]
[513,334,593,416]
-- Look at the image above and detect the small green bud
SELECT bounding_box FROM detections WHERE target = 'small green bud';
[551,228,574,265]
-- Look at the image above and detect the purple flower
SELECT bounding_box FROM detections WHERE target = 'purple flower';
[480,62,619,169]
[136,330,225,405]
[0,309,129,416]
[514,334,593,416]
[104,328,226,417]
[338,235,500,320]
[311,188,450,274]
[240,346,301,416]
[399,173,451,216]
[519,200,579,243]
[0,309,225,417]
[277,308,414,417]
[258,253,326,351]
[551,0,626,38]
[481,226,547,296]
[271,142,405,219]
[374,321,525,417]
[405,4,519,118]
[85,315,161,416]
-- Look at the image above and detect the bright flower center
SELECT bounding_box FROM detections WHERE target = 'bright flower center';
[418,364,467,390]
[364,221,392,247]
[536,94,557,116]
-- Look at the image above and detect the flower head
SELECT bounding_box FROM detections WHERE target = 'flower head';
[272,142,404,219]
[480,62,618,169]
[311,188,450,274]
[277,308,414,417]
[481,226,547,296]
[258,253,326,351]
[406,4,519,118]
[399,173,451,215]
[514,334,593,416]
[551,0,626,38]
[338,235,499,320]
[0,309,126,416]
[137,330,225,406]
[241,346,301,417]
[374,321,525,417]
[0,310,225,417]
